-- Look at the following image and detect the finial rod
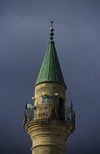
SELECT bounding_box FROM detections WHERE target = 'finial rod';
[50,20,54,28]
[50,20,54,41]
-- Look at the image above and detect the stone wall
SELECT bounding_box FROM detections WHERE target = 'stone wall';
[24,120,74,154]
[34,82,66,120]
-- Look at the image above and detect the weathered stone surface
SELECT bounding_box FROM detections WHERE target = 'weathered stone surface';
[34,82,66,121]
[35,82,65,106]
[24,81,75,154]
[24,120,75,154]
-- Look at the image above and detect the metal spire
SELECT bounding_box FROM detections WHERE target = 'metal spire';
[50,20,54,41]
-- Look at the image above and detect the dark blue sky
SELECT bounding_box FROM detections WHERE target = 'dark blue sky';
[0,1,100,154]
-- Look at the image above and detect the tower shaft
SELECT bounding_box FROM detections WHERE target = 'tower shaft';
[25,120,74,154]
[24,82,75,154]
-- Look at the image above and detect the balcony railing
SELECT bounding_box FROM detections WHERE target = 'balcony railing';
[23,104,75,127]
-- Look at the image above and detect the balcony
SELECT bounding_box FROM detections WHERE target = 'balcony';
[23,104,75,127]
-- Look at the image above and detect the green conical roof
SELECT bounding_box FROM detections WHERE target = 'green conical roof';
[36,21,66,86]
[36,41,65,85]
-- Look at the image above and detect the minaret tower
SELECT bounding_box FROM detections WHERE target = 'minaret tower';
[24,21,75,154]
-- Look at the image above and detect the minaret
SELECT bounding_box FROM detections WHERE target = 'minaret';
[24,21,75,154]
